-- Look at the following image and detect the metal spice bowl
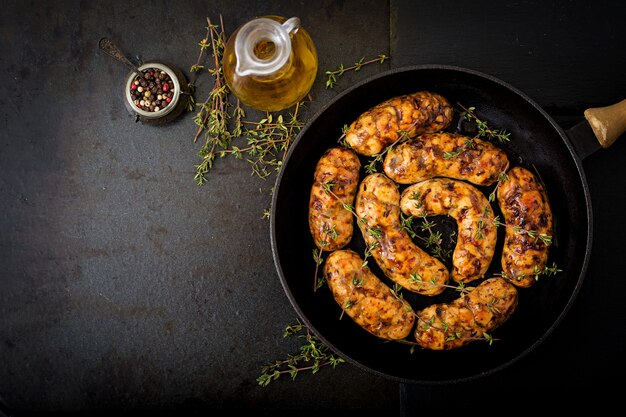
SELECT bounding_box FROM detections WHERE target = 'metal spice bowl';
[123,61,190,125]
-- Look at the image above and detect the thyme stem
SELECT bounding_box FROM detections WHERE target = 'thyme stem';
[257,321,344,387]
[457,102,511,144]
[325,54,389,89]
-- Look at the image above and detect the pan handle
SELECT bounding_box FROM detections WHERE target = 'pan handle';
[584,99,626,148]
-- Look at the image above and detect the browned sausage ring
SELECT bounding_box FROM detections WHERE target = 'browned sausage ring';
[312,92,554,350]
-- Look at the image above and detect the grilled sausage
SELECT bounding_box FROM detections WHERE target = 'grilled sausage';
[345,91,454,156]
[400,178,497,283]
[355,173,449,296]
[383,132,509,186]
[324,249,416,340]
[309,147,361,251]
[414,277,518,350]
[497,166,554,288]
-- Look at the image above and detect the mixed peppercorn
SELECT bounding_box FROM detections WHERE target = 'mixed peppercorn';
[130,69,174,112]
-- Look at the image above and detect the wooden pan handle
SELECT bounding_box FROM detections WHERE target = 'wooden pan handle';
[584,99,626,148]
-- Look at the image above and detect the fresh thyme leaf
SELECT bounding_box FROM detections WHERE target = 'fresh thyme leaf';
[533,262,562,281]
[409,272,423,285]
[257,320,345,387]
[311,224,340,291]
[325,54,390,89]
[364,154,383,174]
[458,103,511,144]
[443,137,476,159]
[475,219,486,239]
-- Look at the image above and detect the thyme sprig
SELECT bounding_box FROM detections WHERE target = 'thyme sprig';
[363,143,393,174]
[443,135,476,159]
[458,103,511,144]
[401,213,454,261]
[213,109,305,179]
[496,262,562,283]
[311,183,338,291]
[257,321,345,387]
[394,332,496,353]
[192,16,231,185]
[312,221,338,291]
[440,103,511,161]
[325,54,389,89]
[418,319,496,344]
[489,214,554,245]
[189,19,213,81]
[312,248,325,290]
[487,170,510,203]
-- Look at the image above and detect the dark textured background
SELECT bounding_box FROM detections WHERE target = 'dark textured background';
[1,0,625,415]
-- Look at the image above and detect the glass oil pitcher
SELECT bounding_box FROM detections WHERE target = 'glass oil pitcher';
[223,15,318,112]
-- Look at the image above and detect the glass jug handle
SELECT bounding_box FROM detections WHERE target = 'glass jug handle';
[282,17,300,36]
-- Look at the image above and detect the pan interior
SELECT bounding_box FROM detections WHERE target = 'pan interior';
[270,65,590,384]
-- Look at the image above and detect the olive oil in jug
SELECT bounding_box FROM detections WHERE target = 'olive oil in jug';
[223,16,318,112]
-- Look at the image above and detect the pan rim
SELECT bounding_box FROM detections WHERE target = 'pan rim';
[270,64,593,384]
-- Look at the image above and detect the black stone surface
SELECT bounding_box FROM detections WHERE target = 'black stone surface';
[1,0,625,415]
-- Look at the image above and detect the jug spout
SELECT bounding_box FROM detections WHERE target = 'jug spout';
[234,17,295,77]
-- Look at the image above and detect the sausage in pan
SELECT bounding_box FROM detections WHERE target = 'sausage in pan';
[400,178,497,283]
[383,132,509,186]
[497,166,554,288]
[324,249,415,340]
[345,91,454,156]
[309,147,361,251]
[414,277,518,350]
[355,173,449,296]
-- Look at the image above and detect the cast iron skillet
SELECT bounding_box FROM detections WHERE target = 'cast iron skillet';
[270,65,624,384]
